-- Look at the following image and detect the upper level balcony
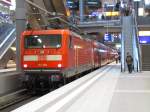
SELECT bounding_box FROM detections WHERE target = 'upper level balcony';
[75,13,121,33]
[75,14,150,33]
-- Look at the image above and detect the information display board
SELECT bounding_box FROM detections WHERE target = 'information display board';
[139,36,150,44]
[104,33,121,43]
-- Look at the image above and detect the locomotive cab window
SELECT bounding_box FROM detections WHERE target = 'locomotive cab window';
[24,35,62,48]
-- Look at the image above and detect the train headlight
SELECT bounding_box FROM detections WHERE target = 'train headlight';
[57,64,62,68]
[23,64,28,68]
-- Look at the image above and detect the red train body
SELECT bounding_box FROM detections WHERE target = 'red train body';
[21,29,116,90]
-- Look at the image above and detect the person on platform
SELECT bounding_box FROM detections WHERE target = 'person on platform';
[118,54,121,63]
[115,54,119,64]
[126,52,133,73]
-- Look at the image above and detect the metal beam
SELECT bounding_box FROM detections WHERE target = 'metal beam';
[79,0,84,22]
[32,0,49,26]
[51,0,68,16]
[81,27,121,33]
[26,0,64,16]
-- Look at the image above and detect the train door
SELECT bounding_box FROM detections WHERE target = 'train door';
[74,38,80,73]
[68,35,75,69]
[74,39,78,72]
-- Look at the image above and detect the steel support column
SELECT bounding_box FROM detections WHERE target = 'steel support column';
[16,0,26,72]
[134,1,139,17]
[79,0,84,22]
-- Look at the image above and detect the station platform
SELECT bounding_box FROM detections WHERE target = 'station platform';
[0,68,16,73]
[12,63,150,112]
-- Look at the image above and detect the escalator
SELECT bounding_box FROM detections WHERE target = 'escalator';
[121,16,133,71]
[121,12,141,72]
[0,23,16,68]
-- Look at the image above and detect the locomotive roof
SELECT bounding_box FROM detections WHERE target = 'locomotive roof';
[22,29,92,42]
[22,29,70,35]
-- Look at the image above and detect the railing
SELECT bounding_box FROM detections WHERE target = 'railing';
[137,16,150,25]
[70,14,121,25]
[132,9,142,72]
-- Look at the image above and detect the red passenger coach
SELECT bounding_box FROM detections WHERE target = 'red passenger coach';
[20,29,116,91]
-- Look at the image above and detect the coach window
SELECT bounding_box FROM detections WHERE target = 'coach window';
[69,36,73,48]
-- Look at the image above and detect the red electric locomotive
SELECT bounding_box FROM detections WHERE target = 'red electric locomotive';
[20,29,116,91]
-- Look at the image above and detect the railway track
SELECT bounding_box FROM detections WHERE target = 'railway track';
[0,89,31,110]
[0,81,72,111]
[0,86,67,111]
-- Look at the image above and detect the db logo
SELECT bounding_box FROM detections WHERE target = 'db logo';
[40,50,44,54]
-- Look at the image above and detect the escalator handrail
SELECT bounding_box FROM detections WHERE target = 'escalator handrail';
[132,9,142,72]
[0,23,14,36]
[0,36,16,60]
[0,28,15,48]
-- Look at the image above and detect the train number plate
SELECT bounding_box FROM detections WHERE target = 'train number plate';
[38,55,46,61]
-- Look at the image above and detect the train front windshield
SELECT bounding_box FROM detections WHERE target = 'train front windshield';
[24,35,62,48]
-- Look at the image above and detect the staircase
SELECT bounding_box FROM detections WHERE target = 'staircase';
[121,14,141,72]
[141,45,150,71]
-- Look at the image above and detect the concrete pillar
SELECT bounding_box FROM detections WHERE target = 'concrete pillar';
[79,0,84,22]
[16,0,26,72]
